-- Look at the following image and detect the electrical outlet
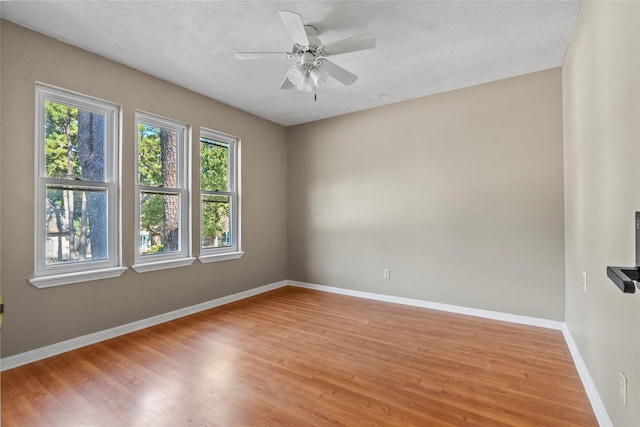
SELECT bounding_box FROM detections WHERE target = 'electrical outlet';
[383,268,390,279]
[620,372,627,406]
[582,271,587,293]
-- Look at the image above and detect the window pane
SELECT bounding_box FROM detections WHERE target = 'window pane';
[140,192,180,254]
[200,138,229,192]
[44,101,106,181]
[202,194,231,248]
[45,186,108,264]
[138,124,177,187]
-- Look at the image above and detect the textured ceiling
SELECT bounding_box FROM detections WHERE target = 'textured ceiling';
[1,1,580,126]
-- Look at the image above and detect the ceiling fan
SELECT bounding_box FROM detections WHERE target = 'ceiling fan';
[235,10,376,93]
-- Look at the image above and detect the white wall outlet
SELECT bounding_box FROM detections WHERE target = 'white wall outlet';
[582,271,587,292]
[383,268,390,279]
[620,372,627,406]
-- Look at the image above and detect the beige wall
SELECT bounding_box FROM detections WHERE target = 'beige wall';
[0,21,288,357]
[288,68,566,320]
[563,2,640,425]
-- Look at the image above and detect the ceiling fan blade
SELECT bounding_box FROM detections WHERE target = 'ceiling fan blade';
[235,52,291,60]
[280,77,295,90]
[316,60,358,86]
[279,10,310,46]
[322,34,376,56]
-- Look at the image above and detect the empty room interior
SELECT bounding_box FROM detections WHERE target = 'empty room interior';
[1,1,639,426]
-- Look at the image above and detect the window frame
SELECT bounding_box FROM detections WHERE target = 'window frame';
[31,84,126,288]
[132,112,194,273]
[198,128,242,263]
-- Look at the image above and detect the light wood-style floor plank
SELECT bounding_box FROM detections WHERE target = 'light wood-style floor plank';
[2,286,597,426]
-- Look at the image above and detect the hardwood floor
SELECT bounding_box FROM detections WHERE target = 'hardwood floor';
[2,286,597,426]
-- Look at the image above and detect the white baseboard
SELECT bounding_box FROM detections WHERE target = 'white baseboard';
[562,325,613,427]
[288,280,564,330]
[289,280,611,426]
[1,280,287,371]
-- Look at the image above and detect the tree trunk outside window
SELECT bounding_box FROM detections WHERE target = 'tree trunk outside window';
[160,129,179,251]
[78,111,107,259]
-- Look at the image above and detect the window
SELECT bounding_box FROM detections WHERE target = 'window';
[199,129,242,262]
[133,112,194,272]
[31,85,125,288]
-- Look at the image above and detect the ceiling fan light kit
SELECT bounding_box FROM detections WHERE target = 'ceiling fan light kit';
[309,67,328,87]
[235,10,376,94]
[286,53,329,92]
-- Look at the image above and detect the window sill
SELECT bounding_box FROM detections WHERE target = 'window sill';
[132,257,196,273]
[30,266,128,289]
[199,251,244,264]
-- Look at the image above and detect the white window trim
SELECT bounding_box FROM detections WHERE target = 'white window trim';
[132,112,192,273]
[131,257,195,273]
[31,84,124,288]
[30,267,128,289]
[198,128,242,263]
[199,251,244,264]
